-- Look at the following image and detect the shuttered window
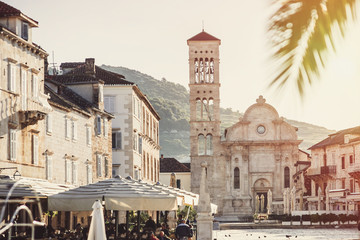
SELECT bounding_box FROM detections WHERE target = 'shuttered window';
[72,162,78,185]
[32,74,38,97]
[46,155,53,180]
[104,96,115,113]
[9,129,16,161]
[86,126,91,146]
[87,164,93,184]
[97,155,102,177]
[32,135,38,165]
[8,64,16,92]
[103,118,108,138]
[112,132,122,149]
[21,69,27,110]
[46,114,53,133]
[65,118,71,139]
[65,160,71,183]
[96,116,101,135]
[72,120,77,140]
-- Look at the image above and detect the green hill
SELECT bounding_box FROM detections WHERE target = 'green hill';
[101,65,335,162]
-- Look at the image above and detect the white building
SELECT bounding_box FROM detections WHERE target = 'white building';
[0,1,51,179]
[307,126,360,211]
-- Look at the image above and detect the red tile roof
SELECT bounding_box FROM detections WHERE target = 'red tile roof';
[0,1,38,25]
[160,158,190,173]
[54,61,133,85]
[187,30,220,42]
[308,126,360,150]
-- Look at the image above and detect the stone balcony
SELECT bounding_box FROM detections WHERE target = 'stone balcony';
[306,165,336,181]
[19,93,51,127]
[348,164,360,179]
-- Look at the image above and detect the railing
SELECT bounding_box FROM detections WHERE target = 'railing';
[348,164,360,173]
[320,165,337,175]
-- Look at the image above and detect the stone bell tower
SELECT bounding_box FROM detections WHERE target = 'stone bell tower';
[187,30,221,194]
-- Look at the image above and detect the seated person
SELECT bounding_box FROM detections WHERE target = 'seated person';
[144,216,157,232]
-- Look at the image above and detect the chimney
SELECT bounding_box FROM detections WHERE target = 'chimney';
[85,58,95,75]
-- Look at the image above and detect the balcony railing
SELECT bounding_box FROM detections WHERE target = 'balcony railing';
[320,165,336,175]
[348,164,360,173]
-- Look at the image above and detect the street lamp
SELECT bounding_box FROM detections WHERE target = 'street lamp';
[13,170,21,180]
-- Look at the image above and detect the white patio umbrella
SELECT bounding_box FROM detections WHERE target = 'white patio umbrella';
[87,200,106,240]
[151,182,199,206]
[48,176,177,211]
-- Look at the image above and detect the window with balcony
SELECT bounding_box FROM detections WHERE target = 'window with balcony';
[341,178,345,189]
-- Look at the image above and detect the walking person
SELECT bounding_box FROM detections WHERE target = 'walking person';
[175,219,193,240]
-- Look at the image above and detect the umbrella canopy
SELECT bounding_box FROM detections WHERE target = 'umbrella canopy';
[87,200,106,240]
[0,178,73,198]
[151,182,199,206]
[48,176,178,211]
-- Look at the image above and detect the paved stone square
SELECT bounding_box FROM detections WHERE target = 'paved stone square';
[213,229,360,240]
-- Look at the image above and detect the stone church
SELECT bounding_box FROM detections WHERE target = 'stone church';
[187,30,306,220]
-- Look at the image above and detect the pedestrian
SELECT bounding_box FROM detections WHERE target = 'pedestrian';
[144,216,157,232]
[161,223,170,237]
[175,219,193,240]
[158,231,171,240]
[148,231,159,240]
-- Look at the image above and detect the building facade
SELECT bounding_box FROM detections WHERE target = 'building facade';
[57,58,160,183]
[103,67,160,182]
[307,126,360,211]
[0,1,51,178]
[44,79,113,186]
[188,31,306,220]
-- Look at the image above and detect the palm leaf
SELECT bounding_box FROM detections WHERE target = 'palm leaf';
[268,0,358,97]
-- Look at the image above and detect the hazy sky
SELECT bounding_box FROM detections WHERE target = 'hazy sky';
[5,0,360,131]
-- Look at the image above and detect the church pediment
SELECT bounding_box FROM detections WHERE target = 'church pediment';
[224,96,298,142]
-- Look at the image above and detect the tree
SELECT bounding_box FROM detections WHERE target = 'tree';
[268,0,358,96]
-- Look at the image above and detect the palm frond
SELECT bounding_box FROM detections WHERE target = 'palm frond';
[268,0,358,97]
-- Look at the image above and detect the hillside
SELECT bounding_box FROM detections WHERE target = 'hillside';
[101,65,335,162]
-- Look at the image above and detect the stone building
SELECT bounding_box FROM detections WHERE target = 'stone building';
[160,155,191,191]
[44,79,113,186]
[57,59,160,182]
[0,1,51,178]
[48,59,115,184]
[307,126,360,211]
[101,65,160,182]
[187,30,306,220]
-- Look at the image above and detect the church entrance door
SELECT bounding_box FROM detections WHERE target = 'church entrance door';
[256,192,268,213]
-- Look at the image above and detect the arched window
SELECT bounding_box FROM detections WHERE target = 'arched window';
[284,167,290,188]
[206,134,213,155]
[208,98,214,121]
[209,58,214,83]
[234,167,240,189]
[202,98,208,121]
[198,134,205,155]
[194,58,199,83]
[205,58,209,82]
[199,58,204,82]
[196,98,201,120]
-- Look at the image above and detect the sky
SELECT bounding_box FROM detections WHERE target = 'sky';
[5,0,360,131]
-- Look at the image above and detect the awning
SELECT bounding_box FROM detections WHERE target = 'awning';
[151,182,199,206]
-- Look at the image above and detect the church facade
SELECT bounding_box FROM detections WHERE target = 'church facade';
[188,31,305,220]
